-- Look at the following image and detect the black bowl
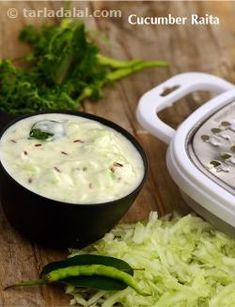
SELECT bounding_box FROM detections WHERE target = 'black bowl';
[0,111,148,248]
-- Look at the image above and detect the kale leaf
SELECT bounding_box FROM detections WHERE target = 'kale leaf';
[0,20,168,115]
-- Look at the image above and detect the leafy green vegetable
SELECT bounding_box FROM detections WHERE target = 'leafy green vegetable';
[67,212,235,306]
[0,20,168,115]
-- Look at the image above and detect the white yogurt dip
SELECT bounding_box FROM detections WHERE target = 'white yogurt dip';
[0,114,145,204]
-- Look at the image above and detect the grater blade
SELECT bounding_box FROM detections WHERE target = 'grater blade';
[188,100,235,194]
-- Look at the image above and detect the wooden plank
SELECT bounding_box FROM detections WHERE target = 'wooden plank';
[0,1,234,305]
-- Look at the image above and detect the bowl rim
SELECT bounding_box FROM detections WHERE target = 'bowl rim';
[0,110,148,208]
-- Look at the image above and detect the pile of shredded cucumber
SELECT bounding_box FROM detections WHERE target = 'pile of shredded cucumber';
[66,212,235,306]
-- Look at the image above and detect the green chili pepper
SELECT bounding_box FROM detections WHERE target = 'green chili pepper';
[41,254,134,277]
[5,279,47,289]
[45,264,149,296]
[4,255,149,295]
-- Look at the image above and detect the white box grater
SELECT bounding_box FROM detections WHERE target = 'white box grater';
[137,72,235,235]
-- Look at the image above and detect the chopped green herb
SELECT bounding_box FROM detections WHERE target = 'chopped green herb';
[29,128,54,140]
[0,20,168,115]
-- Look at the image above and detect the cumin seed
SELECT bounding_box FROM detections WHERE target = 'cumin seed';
[110,167,115,173]
[54,167,61,173]
[73,139,84,143]
[35,144,42,147]
[61,151,68,155]
[113,162,123,167]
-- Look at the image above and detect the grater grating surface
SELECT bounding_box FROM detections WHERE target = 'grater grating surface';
[189,100,235,193]
[137,72,235,233]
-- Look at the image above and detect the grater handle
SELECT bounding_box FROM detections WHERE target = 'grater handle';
[136,72,234,144]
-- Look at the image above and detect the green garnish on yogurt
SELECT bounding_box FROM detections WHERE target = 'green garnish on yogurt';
[29,128,54,140]
[29,120,65,141]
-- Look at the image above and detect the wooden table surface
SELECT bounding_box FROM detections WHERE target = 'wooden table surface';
[0,1,235,306]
